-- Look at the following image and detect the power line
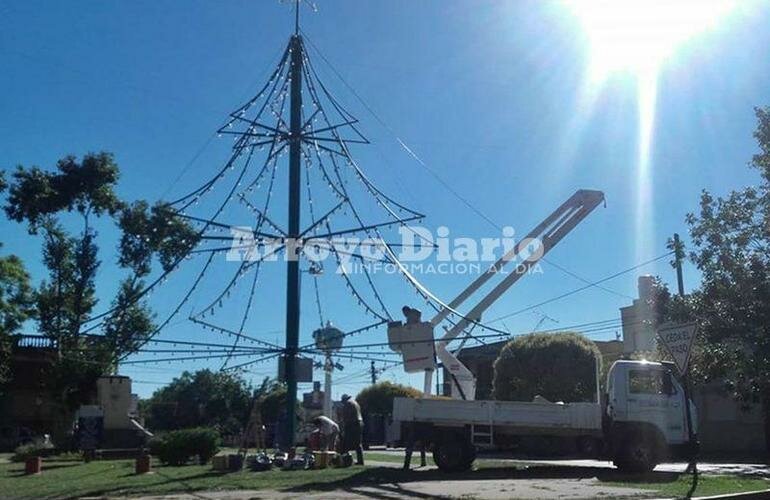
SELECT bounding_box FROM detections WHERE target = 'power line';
[301,31,632,302]
[487,251,674,323]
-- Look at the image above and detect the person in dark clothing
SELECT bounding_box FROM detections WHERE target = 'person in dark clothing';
[339,394,365,465]
[402,421,429,469]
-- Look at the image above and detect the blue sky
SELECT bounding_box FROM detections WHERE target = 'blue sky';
[1,1,769,399]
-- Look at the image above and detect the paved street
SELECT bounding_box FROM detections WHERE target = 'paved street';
[126,459,653,500]
[379,447,770,477]
[116,453,770,500]
[128,479,650,500]
[501,458,770,477]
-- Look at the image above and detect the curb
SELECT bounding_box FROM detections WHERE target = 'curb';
[652,489,770,500]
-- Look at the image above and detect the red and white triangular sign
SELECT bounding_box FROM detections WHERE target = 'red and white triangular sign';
[657,322,697,375]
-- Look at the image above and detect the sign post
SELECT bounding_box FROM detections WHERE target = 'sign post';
[657,322,698,496]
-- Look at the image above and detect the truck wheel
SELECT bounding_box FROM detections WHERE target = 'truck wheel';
[433,439,475,473]
[614,435,656,473]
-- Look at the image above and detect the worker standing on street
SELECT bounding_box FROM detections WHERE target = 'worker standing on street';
[312,415,339,451]
[340,394,365,465]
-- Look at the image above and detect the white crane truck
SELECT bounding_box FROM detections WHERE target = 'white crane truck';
[387,190,696,473]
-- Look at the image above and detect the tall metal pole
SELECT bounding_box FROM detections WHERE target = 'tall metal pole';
[283,33,303,449]
[673,232,699,496]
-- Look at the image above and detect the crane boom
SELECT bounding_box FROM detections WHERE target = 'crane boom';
[436,189,604,399]
[388,189,605,400]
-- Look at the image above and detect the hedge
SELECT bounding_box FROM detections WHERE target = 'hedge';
[148,427,220,465]
[356,381,422,415]
[492,332,601,403]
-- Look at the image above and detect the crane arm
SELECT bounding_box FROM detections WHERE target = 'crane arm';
[435,189,605,399]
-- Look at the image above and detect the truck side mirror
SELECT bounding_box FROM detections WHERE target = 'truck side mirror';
[662,372,674,396]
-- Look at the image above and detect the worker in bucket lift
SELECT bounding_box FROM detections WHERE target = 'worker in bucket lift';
[312,415,339,451]
[402,306,422,324]
[340,394,365,465]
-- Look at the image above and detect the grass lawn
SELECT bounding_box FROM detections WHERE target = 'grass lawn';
[365,451,435,466]
[0,457,364,498]
[606,474,770,498]
[0,454,767,499]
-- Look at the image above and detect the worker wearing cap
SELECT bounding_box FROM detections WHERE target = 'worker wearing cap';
[339,394,365,465]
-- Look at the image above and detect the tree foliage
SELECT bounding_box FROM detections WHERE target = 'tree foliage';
[141,370,253,435]
[671,107,770,404]
[256,379,290,424]
[35,223,100,342]
[118,201,199,276]
[492,332,601,403]
[0,152,198,427]
[5,152,123,232]
[0,245,35,386]
[148,427,220,465]
[0,247,35,336]
[648,107,770,452]
[2,152,199,351]
[356,381,422,415]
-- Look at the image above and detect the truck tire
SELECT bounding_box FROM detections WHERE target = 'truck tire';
[433,438,475,473]
[613,434,657,473]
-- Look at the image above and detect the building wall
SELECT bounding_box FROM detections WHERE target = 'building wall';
[694,383,766,454]
[96,376,133,430]
[621,276,657,354]
[3,341,63,434]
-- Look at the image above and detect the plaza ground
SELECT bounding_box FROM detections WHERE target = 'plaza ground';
[1,450,769,499]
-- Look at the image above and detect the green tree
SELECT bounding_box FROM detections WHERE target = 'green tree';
[676,107,770,452]
[0,249,35,336]
[0,246,35,387]
[255,379,289,424]
[2,152,198,440]
[356,381,422,416]
[5,152,123,232]
[492,332,601,403]
[142,370,253,435]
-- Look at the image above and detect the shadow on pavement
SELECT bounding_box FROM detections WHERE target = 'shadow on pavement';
[282,464,681,497]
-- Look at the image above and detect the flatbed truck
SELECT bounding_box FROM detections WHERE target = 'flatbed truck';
[394,359,696,473]
[386,190,697,473]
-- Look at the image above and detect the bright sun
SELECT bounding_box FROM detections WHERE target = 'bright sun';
[566,0,735,82]
[563,0,736,264]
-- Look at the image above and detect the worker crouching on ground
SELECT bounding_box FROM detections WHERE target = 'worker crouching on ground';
[312,415,339,451]
[340,394,365,465]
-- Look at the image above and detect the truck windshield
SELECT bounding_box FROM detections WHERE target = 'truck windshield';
[628,369,676,395]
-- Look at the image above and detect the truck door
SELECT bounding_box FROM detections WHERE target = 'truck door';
[625,368,687,444]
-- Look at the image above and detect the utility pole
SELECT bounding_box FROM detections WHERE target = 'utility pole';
[370,361,377,385]
[324,353,333,417]
[283,24,303,448]
[673,233,685,297]
[673,232,699,496]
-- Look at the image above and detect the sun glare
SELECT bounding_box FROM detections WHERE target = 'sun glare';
[562,0,735,263]
[567,0,735,82]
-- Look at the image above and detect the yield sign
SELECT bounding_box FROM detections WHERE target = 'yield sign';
[657,322,698,375]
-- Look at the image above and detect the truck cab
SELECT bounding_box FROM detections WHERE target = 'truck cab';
[604,360,696,472]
